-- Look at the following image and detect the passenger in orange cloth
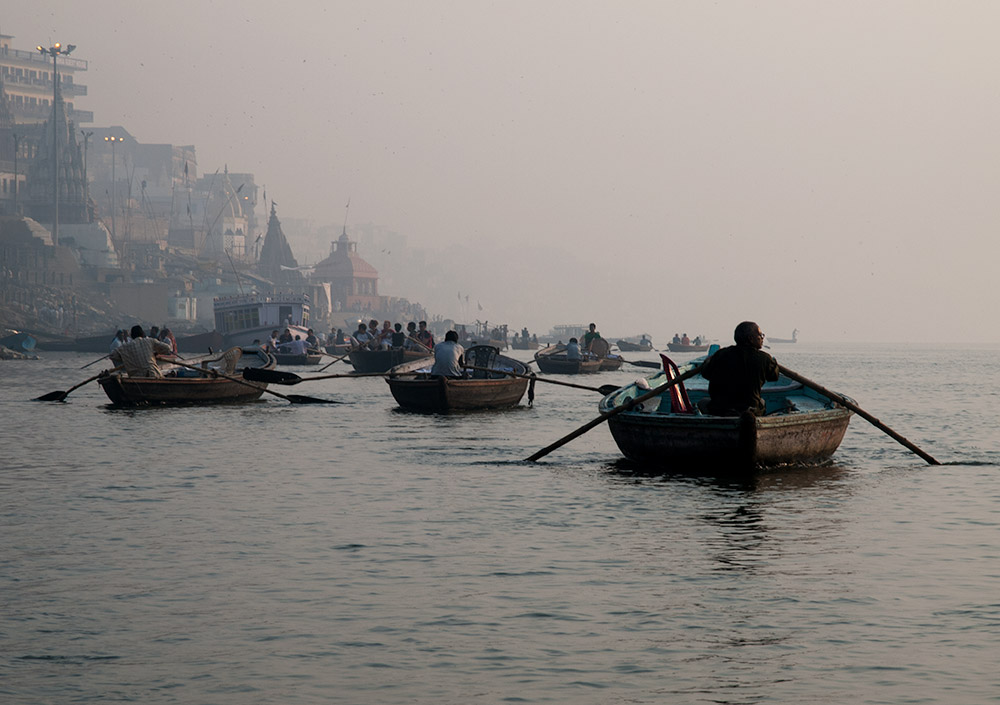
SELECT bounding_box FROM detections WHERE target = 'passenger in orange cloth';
[681,333,691,345]
[159,328,178,355]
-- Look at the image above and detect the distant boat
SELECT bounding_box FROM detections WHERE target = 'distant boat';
[533,345,602,374]
[214,292,312,347]
[273,351,323,366]
[348,347,428,373]
[0,331,36,353]
[767,329,799,344]
[616,338,653,352]
[511,337,539,350]
[385,345,530,412]
[666,342,709,353]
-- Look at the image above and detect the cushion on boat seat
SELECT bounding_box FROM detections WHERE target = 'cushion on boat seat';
[221,347,243,374]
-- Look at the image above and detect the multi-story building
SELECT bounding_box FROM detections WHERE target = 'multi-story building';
[0,33,92,126]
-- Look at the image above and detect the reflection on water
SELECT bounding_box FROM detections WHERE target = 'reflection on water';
[2,345,999,704]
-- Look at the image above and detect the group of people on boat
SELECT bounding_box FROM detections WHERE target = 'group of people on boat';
[263,328,322,356]
[347,319,436,353]
[671,333,703,346]
[564,323,610,361]
[110,324,178,356]
[109,325,177,378]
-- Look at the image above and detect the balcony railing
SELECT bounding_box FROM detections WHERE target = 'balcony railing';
[1,72,87,95]
[0,45,88,70]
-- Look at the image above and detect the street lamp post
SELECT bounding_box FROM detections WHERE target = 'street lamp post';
[36,42,75,247]
[81,130,93,204]
[104,135,121,242]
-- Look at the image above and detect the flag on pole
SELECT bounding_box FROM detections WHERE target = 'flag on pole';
[478,301,483,311]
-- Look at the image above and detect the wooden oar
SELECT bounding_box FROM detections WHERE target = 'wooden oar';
[164,359,336,404]
[621,358,661,369]
[525,362,706,462]
[243,368,407,385]
[464,365,619,395]
[35,366,123,401]
[778,364,940,465]
[318,349,353,372]
[80,354,110,370]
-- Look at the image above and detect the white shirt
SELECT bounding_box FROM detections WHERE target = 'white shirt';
[431,341,465,377]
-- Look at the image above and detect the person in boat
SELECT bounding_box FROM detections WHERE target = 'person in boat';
[352,322,375,349]
[110,329,128,353]
[391,323,407,348]
[582,323,601,351]
[565,337,582,360]
[672,333,681,345]
[699,321,779,416]
[278,328,294,345]
[305,328,320,351]
[403,321,420,350]
[379,320,393,348]
[430,330,466,378]
[149,325,160,342]
[522,327,530,340]
[681,333,691,345]
[268,330,280,352]
[693,335,702,346]
[416,320,435,350]
[367,320,380,345]
[159,328,178,355]
[283,335,309,356]
[110,325,174,378]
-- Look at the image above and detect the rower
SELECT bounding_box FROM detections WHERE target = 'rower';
[698,321,779,416]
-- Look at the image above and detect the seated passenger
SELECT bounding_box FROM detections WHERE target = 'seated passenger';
[565,337,582,360]
[431,330,466,378]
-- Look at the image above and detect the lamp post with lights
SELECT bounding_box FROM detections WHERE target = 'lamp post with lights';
[104,135,122,242]
[36,42,75,246]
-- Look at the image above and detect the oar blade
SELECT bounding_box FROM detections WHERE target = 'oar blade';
[286,394,340,404]
[34,390,68,402]
[627,359,661,369]
[598,384,620,396]
[243,368,301,384]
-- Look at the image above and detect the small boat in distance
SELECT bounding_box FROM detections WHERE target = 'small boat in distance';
[616,337,653,352]
[273,351,324,366]
[767,329,799,344]
[97,347,275,406]
[599,354,853,472]
[533,345,602,375]
[386,345,530,412]
[665,342,709,353]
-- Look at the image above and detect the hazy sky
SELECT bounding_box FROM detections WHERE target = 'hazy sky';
[7,1,999,342]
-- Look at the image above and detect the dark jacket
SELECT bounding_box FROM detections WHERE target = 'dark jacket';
[700,344,779,415]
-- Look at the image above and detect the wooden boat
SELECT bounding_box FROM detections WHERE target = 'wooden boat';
[348,347,428,373]
[511,338,540,350]
[386,345,530,412]
[325,342,352,356]
[599,355,853,471]
[97,347,276,406]
[273,351,323,365]
[533,345,602,374]
[616,339,653,352]
[666,342,709,353]
[176,330,225,353]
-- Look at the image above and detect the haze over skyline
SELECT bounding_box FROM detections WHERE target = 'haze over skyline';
[7,1,998,343]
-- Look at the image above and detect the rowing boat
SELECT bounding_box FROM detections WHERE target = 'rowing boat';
[599,354,853,470]
[588,338,623,371]
[386,345,530,412]
[533,345,602,374]
[273,351,324,365]
[665,342,709,353]
[97,347,275,406]
[616,339,653,352]
[348,347,428,373]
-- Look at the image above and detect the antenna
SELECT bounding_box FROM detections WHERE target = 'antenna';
[342,197,351,232]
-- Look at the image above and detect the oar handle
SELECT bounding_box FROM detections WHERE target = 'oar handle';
[525,362,704,462]
[464,365,605,393]
[777,364,940,465]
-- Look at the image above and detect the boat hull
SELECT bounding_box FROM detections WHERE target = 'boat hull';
[387,376,529,412]
[98,375,267,405]
[349,348,427,373]
[616,340,652,352]
[607,408,851,469]
[599,356,624,371]
[534,355,602,374]
[273,353,323,366]
[511,340,540,350]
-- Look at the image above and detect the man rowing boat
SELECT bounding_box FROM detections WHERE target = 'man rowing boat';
[699,321,779,416]
[109,325,174,378]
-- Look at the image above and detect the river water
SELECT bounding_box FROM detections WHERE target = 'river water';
[2,343,998,704]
